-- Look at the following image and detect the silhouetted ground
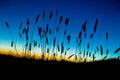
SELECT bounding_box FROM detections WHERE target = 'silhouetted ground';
[0,54,120,65]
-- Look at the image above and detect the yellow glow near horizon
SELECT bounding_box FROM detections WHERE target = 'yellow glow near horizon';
[0,48,92,63]
[0,46,105,63]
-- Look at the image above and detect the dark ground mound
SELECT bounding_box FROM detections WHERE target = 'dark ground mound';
[0,54,120,73]
[0,54,120,65]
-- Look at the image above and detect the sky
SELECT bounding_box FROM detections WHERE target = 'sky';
[0,0,120,60]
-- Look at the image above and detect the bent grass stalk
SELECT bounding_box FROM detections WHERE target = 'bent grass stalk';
[5,21,18,56]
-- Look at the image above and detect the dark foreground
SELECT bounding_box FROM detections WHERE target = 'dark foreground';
[0,54,120,74]
[0,54,120,65]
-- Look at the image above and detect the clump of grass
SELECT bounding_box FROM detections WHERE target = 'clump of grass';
[3,10,120,63]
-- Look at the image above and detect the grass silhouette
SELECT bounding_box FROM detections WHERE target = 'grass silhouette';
[0,10,120,63]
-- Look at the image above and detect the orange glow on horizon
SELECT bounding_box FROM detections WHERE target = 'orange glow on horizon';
[0,48,94,63]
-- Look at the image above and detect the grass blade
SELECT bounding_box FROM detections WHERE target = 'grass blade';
[19,22,23,30]
[78,31,82,39]
[76,38,78,43]
[84,33,87,38]
[106,49,109,55]
[66,35,71,43]
[100,45,103,55]
[26,34,28,41]
[64,30,67,37]
[29,43,32,51]
[46,24,49,33]
[82,20,87,33]
[5,21,9,28]
[43,10,45,19]
[35,14,40,25]
[77,38,82,46]
[94,18,98,32]
[26,18,30,26]
[114,47,120,54]
[65,17,69,26]
[59,16,63,24]
[56,11,58,16]
[90,33,94,39]
[87,43,89,49]
[68,54,74,59]
[19,33,22,39]
[47,48,49,53]
[96,46,99,51]
[22,28,26,34]
[56,26,59,32]
[61,42,64,54]
[38,26,42,39]
[49,28,52,34]
[106,32,108,40]
[49,11,53,20]
[34,40,37,47]
[103,56,107,60]
[11,41,13,47]
[57,45,60,52]
[45,35,49,45]
[53,37,56,47]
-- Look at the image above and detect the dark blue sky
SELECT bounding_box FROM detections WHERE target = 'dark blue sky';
[0,0,120,59]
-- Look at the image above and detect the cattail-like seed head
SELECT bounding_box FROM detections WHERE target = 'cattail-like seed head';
[11,41,13,47]
[106,32,108,40]
[94,18,98,32]
[49,11,53,20]
[26,18,30,26]
[47,48,49,53]
[35,14,40,25]
[90,33,94,39]
[5,21,9,28]
[46,24,49,33]
[78,31,82,39]
[66,35,71,43]
[82,20,87,33]
[65,17,70,26]
[100,45,103,55]
[59,16,63,24]
[19,33,22,38]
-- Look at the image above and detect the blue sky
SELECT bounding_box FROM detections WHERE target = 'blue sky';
[0,0,120,60]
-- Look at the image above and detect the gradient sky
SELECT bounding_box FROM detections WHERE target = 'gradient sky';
[0,0,120,60]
